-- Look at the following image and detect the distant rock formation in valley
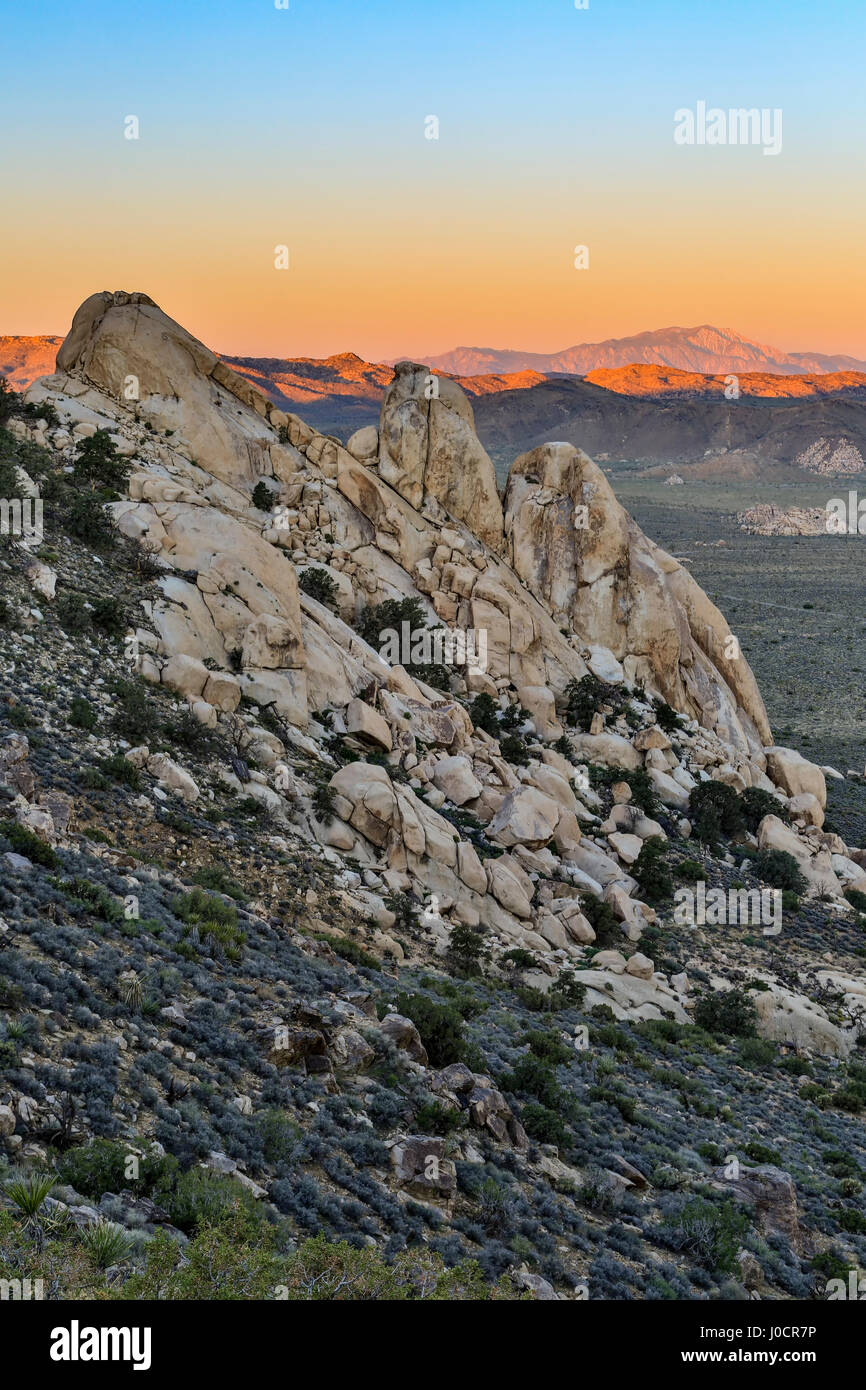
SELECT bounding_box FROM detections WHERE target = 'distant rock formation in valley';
[737,504,832,537]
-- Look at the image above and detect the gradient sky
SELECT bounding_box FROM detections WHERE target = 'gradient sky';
[2,0,865,359]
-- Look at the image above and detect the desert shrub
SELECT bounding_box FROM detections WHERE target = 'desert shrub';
[652,698,686,733]
[0,376,16,424]
[55,592,90,631]
[564,674,627,731]
[69,696,97,730]
[355,597,451,690]
[63,492,117,547]
[676,858,704,882]
[499,732,530,766]
[190,866,245,900]
[751,848,807,895]
[392,992,467,1067]
[446,922,488,977]
[500,947,538,973]
[153,1168,261,1235]
[58,1139,174,1200]
[256,1109,302,1166]
[738,1037,777,1068]
[739,787,790,833]
[251,481,273,511]
[588,763,656,815]
[99,754,141,789]
[415,1100,463,1136]
[844,887,866,915]
[503,1056,568,1112]
[587,1085,636,1122]
[662,1197,749,1275]
[468,692,500,737]
[688,780,744,845]
[72,430,131,493]
[65,876,123,922]
[580,893,622,949]
[172,886,245,962]
[631,836,673,905]
[110,680,160,741]
[744,1140,782,1165]
[91,596,126,635]
[321,935,379,970]
[521,1029,572,1066]
[298,566,339,611]
[519,1102,568,1146]
[166,708,215,756]
[693,989,758,1038]
[312,779,336,825]
[0,820,58,867]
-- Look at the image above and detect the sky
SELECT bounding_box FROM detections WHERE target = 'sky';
[1,0,865,359]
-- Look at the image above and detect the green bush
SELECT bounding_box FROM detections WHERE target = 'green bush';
[446,922,488,977]
[58,1139,175,1201]
[251,481,273,511]
[744,1139,781,1164]
[111,680,160,741]
[652,698,686,733]
[581,893,622,949]
[298,566,340,611]
[56,592,90,632]
[99,754,141,789]
[172,886,246,962]
[91,596,127,635]
[355,598,451,691]
[63,492,117,547]
[503,1055,568,1111]
[69,696,97,730]
[631,835,673,905]
[415,1100,463,1135]
[693,989,758,1038]
[468,692,500,737]
[751,848,807,895]
[688,780,744,845]
[739,787,790,833]
[521,1029,573,1066]
[0,819,58,867]
[663,1197,749,1275]
[519,1102,568,1146]
[392,992,467,1067]
[564,674,627,731]
[676,857,704,882]
[0,376,16,425]
[72,429,131,493]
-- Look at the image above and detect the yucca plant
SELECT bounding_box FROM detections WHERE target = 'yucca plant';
[119,970,144,1012]
[5,1172,57,1247]
[81,1218,134,1270]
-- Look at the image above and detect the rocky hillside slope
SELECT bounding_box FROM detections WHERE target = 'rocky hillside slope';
[585,365,866,401]
[1,290,865,1301]
[472,377,866,482]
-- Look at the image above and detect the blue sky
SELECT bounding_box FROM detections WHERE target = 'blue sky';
[2,0,864,357]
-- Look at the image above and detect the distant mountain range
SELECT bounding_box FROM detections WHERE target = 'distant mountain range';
[418,325,866,378]
[5,326,866,480]
[0,335,64,391]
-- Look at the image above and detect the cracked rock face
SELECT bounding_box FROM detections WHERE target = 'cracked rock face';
[379,361,504,550]
[504,441,772,759]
